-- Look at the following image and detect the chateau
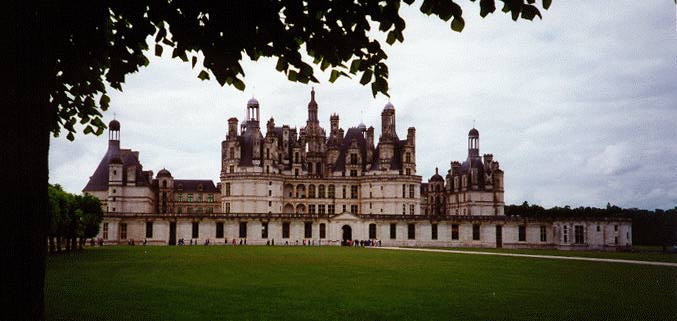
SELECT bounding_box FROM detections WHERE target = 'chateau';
[85,89,632,249]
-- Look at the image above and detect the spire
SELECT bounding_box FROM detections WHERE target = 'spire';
[435,167,439,175]
[308,87,318,122]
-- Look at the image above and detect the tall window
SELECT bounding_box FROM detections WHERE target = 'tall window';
[103,222,109,240]
[304,222,312,238]
[229,147,234,159]
[369,223,377,239]
[308,185,316,198]
[216,222,224,238]
[574,225,584,244]
[540,225,547,242]
[405,152,411,163]
[207,194,214,202]
[176,193,183,202]
[431,224,438,240]
[472,224,480,240]
[350,170,357,177]
[402,184,406,198]
[390,223,397,239]
[262,222,268,238]
[518,225,526,242]
[120,223,127,240]
[402,204,406,214]
[350,185,358,199]
[319,223,326,239]
[318,205,325,214]
[409,184,415,198]
[451,224,459,240]
[239,222,247,238]
[563,226,569,243]
[328,185,335,198]
[146,222,153,238]
[318,185,325,198]
[410,204,415,215]
[282,222,290,239]
[406,168,411,175]
[342,204,347,213]
[192,222,199,239]
[350,153,358,165]
[407,224,415,240]
[308,205,316,214]
[187,194,193,202]
[327,204,335,214]
[225,183,231,196]
[229,165,234,173]
[197,193,203,202]
[225,202,230,214]
[350,205,358,214]
[342,185,347,198]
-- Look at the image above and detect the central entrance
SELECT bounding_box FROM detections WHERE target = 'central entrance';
[341,225,352,246]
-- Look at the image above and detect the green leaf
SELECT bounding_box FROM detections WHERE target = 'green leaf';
[83,125,93,135]
[232,78,246,91]
[543,0,552,9]
[275,58,288,72]
[288,70,298,82]
[329,70,340,83]
[386,31,397,45]
[359,69,372,85]
[197,70,210,81]
[154,44,163,57]
[451,17,465,32]
[350,59,361,74]
[520,5,541,20]
[99,94,110,110]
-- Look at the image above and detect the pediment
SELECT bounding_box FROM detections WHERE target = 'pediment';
[330,213,360,221]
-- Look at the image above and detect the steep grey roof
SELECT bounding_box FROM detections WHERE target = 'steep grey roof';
[237,127,264,166]
[333,127,368,171]
[173,179,219,193]
[83,141,150,192]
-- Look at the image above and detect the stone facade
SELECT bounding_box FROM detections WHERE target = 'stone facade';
[85,89,632,250]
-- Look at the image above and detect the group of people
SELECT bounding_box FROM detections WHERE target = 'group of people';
[343,239,382,247]
[119,237,382,247]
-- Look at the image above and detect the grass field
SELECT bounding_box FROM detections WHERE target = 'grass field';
[46,246,677,320]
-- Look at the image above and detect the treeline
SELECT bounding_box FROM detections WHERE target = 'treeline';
[48,184,104,253]
[505,202,677,246]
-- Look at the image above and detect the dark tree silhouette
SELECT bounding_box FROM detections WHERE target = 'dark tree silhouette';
[8,1,551,318]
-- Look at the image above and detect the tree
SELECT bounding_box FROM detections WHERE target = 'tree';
[8,1,552,318]
[76,194,104,248]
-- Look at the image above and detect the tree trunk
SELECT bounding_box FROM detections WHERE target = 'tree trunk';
[4,3,53,319]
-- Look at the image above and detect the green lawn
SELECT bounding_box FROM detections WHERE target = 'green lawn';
[426,245,677,263]
[46,246,677,320]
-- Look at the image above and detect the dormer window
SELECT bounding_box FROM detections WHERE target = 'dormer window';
[197,184,204,192]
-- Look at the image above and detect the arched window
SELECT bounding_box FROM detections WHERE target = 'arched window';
[162,180,167,188]
[318,185,325,199]
[328,185,335,198]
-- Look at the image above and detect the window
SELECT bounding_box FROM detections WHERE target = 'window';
[187,207,193,214]
[402,204,406,215]
[518,225,526,242]
[402,184,406,198]
[410,204,415,215]
[294,152,299,163]
[431,224,438,240]
[176,193,182,202]
[409,184,415,198]
[350,185,358,199]
[304,222,312,238]
[225,202,230,214]
[207,194,214,202]
[239,222,247,238]
[192,222,199,239]
[614,236,618,244]
[229,165,234,173]
[177,207,183,214]
[406,168,411,175]
[563,226,569,243]
[328,185,335,198]
[229,147,235,159]
[350,170,357,177]
[216,222,224,238]
[120,223,127,239]
[390,224,397,239]
[294,169,299,177]
[146,222,153,238]
[261,222,268,238]
[574,225,584,244]
[342,204,347,213]
[472,224,480,240]
[596,225,600,232]
[405,152,411,163]
[369,224,377,239]
[225,183,231,196]
[318,204,325,214]
[282,222,290,238]
[309,185,316,198]
[320,223,326,239]
[451,224,459,240]
[308,204,316,214]
[328,204,335,214]
[318,185,325,198]
[614,225,618,231]
[268,201,272,207]
[206,207,213,214]
[540,225,547,242]
[187,194,193,202]
[350,205,358,214]
[342,185,347,198]
[350,153,358,165]
[407,224,415,240]
[197,193,203,202]
[103,222,109,240]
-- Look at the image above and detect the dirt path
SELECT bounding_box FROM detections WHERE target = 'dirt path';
[372,246,677,267]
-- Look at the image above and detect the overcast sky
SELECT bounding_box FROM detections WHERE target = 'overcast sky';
[49,1,677,210]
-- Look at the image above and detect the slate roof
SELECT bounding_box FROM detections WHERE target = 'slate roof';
[83,141,151,192]
[173,179,219,193]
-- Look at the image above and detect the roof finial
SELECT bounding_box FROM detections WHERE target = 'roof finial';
[311,86,315,101]
[113,112,117,120]
[435,167,439,175]
[473,119,476,128]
